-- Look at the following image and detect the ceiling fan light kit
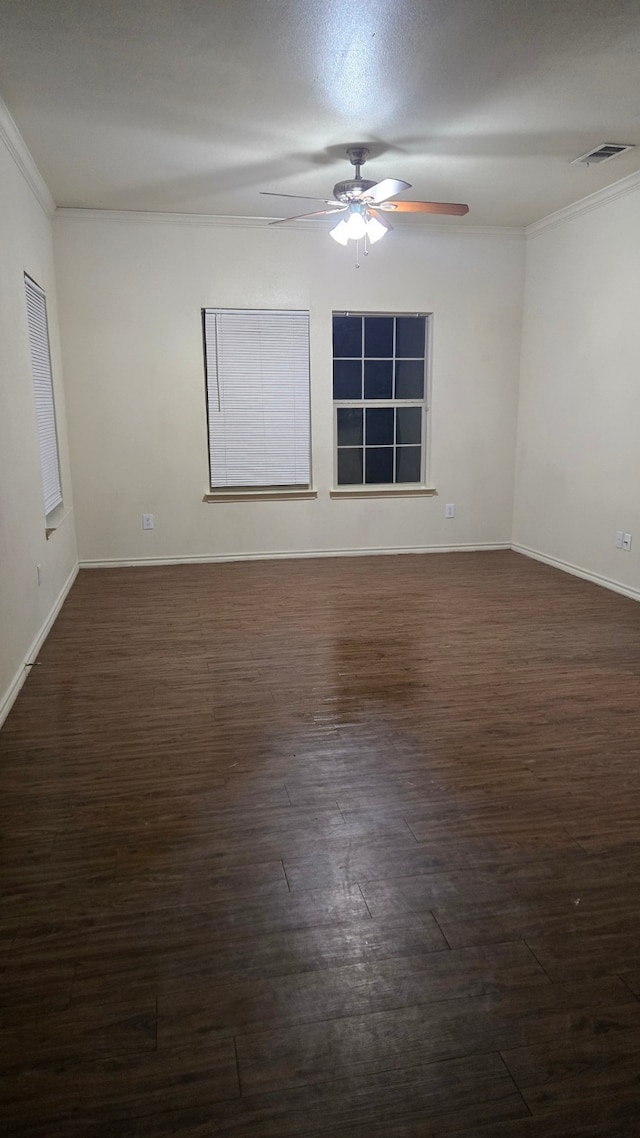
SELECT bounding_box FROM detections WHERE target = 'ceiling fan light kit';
[262,146,469,265]
[328,203,391,246]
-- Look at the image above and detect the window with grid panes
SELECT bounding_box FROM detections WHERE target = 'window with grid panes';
[333,313,429,487]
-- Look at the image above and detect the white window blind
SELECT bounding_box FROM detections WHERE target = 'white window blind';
[204,309,310,488]
[25,275,62,515]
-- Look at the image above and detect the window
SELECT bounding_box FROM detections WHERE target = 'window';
[333,312,430,488]
[203,308,311,491]
[25,274,63,516]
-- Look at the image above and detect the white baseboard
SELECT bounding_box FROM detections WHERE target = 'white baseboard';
[512,543,640,603]
[80,542,511,569]
[0,561,79,729]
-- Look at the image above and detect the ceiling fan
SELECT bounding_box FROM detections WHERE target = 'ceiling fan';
[261,146,469,248]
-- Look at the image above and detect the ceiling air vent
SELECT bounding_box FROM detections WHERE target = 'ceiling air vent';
[571,143,635,166]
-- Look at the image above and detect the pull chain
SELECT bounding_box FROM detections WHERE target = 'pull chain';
[354,234,371,268]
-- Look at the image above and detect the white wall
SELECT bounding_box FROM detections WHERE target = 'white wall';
[513,182,640,597]
[53,212,524,565]
[0,115,77,723]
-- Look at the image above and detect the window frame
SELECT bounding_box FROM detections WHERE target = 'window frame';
[202,307,314,500]
[332,311,433,494]
[24,273,63,521]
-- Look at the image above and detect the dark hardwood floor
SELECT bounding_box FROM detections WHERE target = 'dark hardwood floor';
[2,549,640,1136]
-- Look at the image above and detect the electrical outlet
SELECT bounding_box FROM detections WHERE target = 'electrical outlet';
[142,514,154,530]
[445,503,455,519]
[616,531,624,549]
[623,532,632,551]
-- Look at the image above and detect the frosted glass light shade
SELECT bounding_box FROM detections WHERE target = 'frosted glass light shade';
[344,209,367,239]
[329,218,350,244]
[365,215,390,243]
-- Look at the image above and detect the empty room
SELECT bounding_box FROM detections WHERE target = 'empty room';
[2,1,640,1134]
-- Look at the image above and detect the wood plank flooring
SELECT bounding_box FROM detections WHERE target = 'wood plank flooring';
[2,549,640,1135]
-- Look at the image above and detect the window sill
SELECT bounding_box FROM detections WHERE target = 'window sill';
[330,487,437,500]
[203,489,317,503]
[45,504,72,539]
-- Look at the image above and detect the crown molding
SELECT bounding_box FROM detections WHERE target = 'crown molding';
[526,168,640,239]
[54,206,524,240]
[54,209,273,229]
[0,95,55,218]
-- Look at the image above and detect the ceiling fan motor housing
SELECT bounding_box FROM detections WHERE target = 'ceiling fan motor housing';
[332,178,377,203]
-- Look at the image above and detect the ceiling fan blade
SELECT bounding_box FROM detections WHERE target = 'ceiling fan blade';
[363,178,412,204]
[380,200,469,215]
[261,191,341,206]
[269,207,346,226]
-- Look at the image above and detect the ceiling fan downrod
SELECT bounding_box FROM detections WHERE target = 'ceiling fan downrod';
[346,146,370,179]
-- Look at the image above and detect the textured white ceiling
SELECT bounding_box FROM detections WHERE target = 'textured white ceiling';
[1,0,640,227]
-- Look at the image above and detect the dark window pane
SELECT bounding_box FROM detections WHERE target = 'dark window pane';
[333,316,362,358]
[364,316,393,358]
[395,359,425,399]
[396,446,422,483]
[396,316,425,357]
[366,407,394,446]
[396,406,422,445]
[337,407,363,447]
[365,447,394,484]
[337,448,363,485]
[333,359,362,399]
[364,360,393,399]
